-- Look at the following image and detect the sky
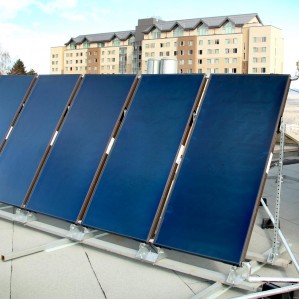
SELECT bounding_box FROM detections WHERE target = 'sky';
[0,0,298,88]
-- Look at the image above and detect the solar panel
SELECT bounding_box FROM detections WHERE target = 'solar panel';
[26,75,136,222]
[0,75,80,207]
[83,74,205,241]
[154,74,290,265]
[0,75,35,150]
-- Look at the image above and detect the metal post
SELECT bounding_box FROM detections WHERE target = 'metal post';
[268,122,285,264]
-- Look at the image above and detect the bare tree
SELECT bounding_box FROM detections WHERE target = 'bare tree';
[0,45,12,75]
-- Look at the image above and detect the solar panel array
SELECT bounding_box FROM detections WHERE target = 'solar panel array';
[0,74,289,265]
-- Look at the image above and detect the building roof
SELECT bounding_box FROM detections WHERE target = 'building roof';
[143,13,262,33]
[64,13,262,46]
[65,30,135,45]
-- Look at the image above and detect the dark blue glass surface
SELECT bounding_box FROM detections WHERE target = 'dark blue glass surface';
[83,75,204,241]
[26,75,136,222]
[155,74,289,265]
[0,75,80,206]
[0,75,34,144]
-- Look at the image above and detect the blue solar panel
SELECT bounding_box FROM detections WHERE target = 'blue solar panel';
[154,74,290,265]
[0,75,80,207]
[26,75,136,222]
[0,75,35,148]
[83,74,205,241]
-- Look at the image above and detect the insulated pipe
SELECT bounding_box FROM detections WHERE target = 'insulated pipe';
[232,283,299,299]
[247,276,299,283]
[261,198,299,273]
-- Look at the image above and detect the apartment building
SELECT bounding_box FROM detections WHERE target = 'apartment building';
[50,13,284,75]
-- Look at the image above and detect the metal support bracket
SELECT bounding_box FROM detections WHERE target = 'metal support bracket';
[226,262,251,285]
[13,208,36,223]
[67,224,96,241]
[267,122,285,264]
[135,243,166,263]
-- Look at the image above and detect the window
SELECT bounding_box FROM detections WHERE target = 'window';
[261,57,266,63]
[233,38,238,44]
[108,50,111,55]
[253,37,258,43]
[208,40,212,45]
[207,59,211,64]
[83,42,90,48]
[214,68,219,73]
[166,51,170,56]
[159,52,163,56]
[66,53,69,57]
[129,36,135,45]
[188,69,192,74]
[207,49,212,54]
[145,52,149,57]
[225,48,229,54]
[188,40,193,46]
[214,58,219,64]
[174,26,184,37]
[174,51,177,56]
[107,66,110,70]
[70,44,76,50]
[232,68,237,73]
[94,51,97,55]
[179,60,184,65]
[188,59,192,65]
[215,49,219,54]
[151,52,154,57]
[232,58,237,63]
[102,51,105,55]
[207,68,211,74]
[198,59,202,64]
[225,39,230,44]
[98,42,105,47]
[180,41,185,46]
[253,57,258,63]
[180,50,184,55]
[160,43,164,47]
[199,40,203,45]
[253,47,258,52]
[262,37,267,42]
[112,38,120,46]
[166,42,170,47]
[223,21,235,34]
[261,67,266,73]
[180,69,183,74]
[233,48,237,53]
[198,68,203,73]
[151,28,161,39]
[252,67,257,73]
[215,39,220,44]
[145,44,149,48]
[198,49,203,55]
[224,68,229,73]
[151,43,155,48]
[188,50,193,55]
[112,50,115,54]
[94,66,97,70]
[197,24,208,35]
[112,65,115,70]
[225,58,229,63]
[174,42,177,47]
[101,58,104,62]
[262,47,266,52]
[112,58,115,62]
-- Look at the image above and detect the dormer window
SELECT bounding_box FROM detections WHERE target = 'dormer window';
[173,26,184,37]
[151,28,161,39]
[197,24,208,36]
[129,36,135,45]
[223,21,235,34]
[70,43,77,50]
[83,42,90,48]
[112,38,120,46]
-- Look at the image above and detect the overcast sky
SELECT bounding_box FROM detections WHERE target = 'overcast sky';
[0,0,298,88]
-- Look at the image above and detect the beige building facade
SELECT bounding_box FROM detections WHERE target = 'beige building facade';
[50,13,284,75]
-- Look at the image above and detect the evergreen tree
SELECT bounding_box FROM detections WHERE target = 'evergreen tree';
[8,59,27,75]
[27,68,37,75]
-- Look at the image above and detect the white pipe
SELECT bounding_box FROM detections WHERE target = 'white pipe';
[233,283,299,299]
[248,276,299,283]
[261,198,299,273]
